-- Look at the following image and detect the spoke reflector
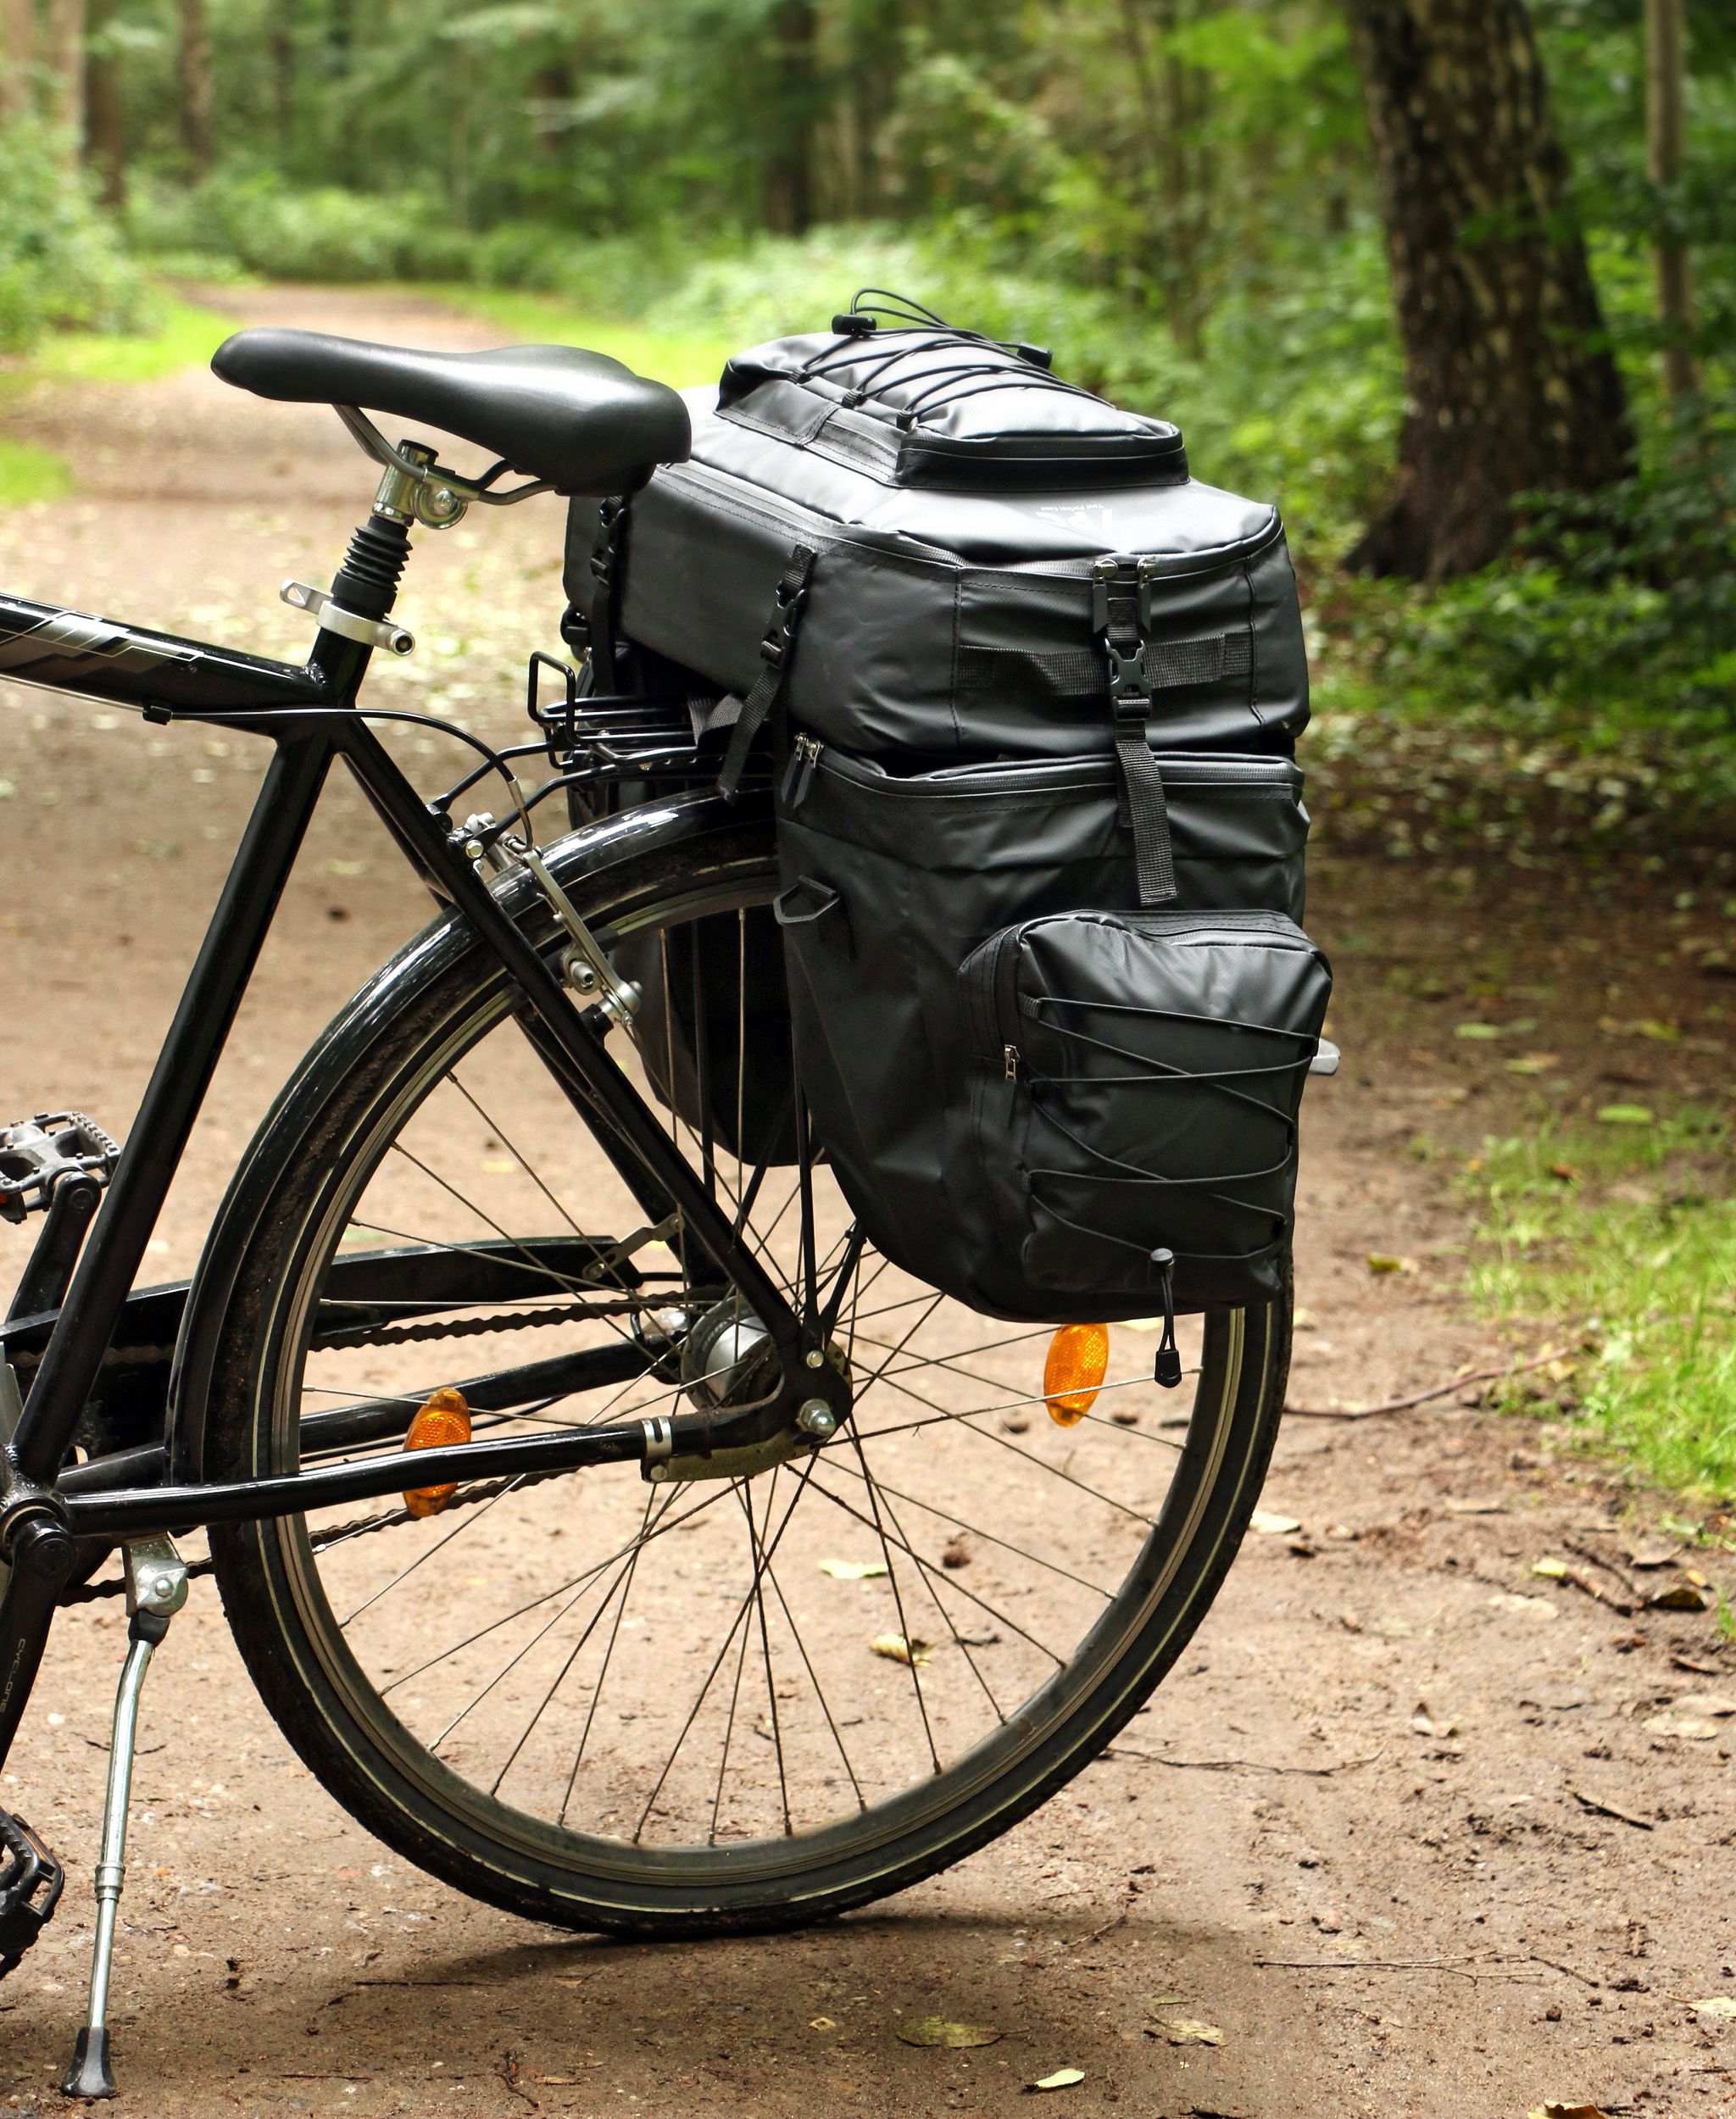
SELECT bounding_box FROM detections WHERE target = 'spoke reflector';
[1043,1324,1109,1427]
[403,1387,472,1517]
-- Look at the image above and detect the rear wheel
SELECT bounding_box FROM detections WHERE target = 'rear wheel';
[207,819,1289,1935]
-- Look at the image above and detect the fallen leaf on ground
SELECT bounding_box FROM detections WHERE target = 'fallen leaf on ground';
[1647,1581,1711,1611]
[1293,1307,1320,1330]
[821,1558,888,1580]
[1528,2104,1611,2119]
[1488,1592,1558,1620]
[1505,1052,1560,1075]
[1595,1104,1655,1126]
[1444,1497,1506,1516]
[1250,1510,1302,1536]
[1027,2068,1086,2092]
[1533,1557,1568,1580]
[1565,1783,1654,1830]
[1455,1021,1504,1039]
[1689,1997,1736,2018]
[1669,1692,1736,1718]
[1409,1704,1458,1739]
[1152,2017,1223,2046]
[1366,1253,1419,1275]
[871,1632,932,1666]
[1619,1536,1682,1568]
[1550,1162,1580,1182]
[896,2016,1000,2049]
[810,2016,837,2030]
[1643,1711,1721,1741]
[941,1536,971,1568]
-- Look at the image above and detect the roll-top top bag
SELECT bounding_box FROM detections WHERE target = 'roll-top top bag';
[717,312,1188,491]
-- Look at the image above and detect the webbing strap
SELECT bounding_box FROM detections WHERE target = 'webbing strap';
[717,544,817,803]
[1093,555,1177,908]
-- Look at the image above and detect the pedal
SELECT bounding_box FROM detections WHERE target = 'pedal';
[0,1807,65,1978]
[0,1114,120,1226]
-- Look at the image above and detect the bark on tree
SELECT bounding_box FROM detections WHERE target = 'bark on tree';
[85,0,125,208]
[1120,0,1210,357]
[45,0,85,159]
[177,0,214,176]
[1645,0,1700,400]
[0,0,35,125]
[764,0,817,236]
[270,0,295,154]
[1344,0,1633,583]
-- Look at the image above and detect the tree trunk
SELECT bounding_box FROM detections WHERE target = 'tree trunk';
[0,0,35,125]
[1645,0,1700,400]
[177,0,214,176]
[764,0,817,236]
[1344,0,1633,583]
[270,0,295,156]
[85,0,125,208]
[45,0,85,159]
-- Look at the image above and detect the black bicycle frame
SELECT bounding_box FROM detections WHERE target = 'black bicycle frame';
[0,584,817,1766]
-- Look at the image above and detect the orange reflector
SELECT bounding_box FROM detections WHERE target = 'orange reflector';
[403,1386,471,1518]
[1044,1323,1110,1427]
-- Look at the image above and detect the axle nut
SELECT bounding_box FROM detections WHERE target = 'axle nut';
[796,1399,837,1440]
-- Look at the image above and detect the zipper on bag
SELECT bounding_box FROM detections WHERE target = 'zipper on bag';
[780,732,823,809]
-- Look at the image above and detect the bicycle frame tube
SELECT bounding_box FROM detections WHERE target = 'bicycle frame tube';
[0,592,809,1545]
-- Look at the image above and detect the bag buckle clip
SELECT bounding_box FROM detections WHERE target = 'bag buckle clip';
[760,577,810,671]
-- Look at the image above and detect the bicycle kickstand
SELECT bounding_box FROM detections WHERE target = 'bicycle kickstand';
[64,1536,188,2101]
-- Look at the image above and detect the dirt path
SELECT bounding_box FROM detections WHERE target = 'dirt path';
[0,286,1732,2119]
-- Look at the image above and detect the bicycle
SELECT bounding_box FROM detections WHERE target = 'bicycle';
[0,325,1294,2099]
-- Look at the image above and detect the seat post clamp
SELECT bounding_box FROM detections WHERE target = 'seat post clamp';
[280,580,415,658]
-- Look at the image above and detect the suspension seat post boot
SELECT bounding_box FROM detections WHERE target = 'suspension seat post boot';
[63,1536,186,2103]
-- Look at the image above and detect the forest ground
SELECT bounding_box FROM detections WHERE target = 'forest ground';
[0,286,1732,2119]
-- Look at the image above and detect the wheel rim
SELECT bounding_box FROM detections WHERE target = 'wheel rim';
[244,860,1269,1902]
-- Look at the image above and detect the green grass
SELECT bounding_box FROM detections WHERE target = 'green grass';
[1464,1108,1736,1499]
[424,285,736,391]
[0,435,73,503]
[20,294,236,387]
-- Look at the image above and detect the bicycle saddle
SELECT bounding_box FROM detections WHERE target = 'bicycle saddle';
[211,328,691,496]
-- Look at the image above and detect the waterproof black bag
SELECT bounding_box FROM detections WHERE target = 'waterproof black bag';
[771,737,1330,1321]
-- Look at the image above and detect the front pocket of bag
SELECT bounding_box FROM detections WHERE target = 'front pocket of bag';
[962,910,1332,1310]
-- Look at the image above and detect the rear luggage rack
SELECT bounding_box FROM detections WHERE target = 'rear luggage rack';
[526,653,748,788]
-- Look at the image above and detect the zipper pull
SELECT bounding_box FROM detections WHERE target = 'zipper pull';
[780,733,821,809]
[1149,1247,1182,1388]
[1004,1043,1021,1081]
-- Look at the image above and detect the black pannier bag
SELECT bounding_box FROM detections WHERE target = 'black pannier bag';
[771,740,1329,1321]
[565,299,1331,1310]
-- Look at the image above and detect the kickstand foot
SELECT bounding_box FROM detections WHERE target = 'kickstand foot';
[62,1536,186,2103]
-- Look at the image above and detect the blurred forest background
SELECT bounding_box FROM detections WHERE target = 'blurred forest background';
[0,0,1733,1493]
[0,0,1732,772]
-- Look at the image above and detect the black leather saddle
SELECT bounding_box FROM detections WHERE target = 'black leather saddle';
[211,329,691,496]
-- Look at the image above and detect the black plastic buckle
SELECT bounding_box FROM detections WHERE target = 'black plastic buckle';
[760,581,809,670]
[0,1113,120,1226]
[1106,646,1149,713]
[0,1810,64,1978]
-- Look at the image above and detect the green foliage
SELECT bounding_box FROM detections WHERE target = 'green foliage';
[1464,1110,1736,1499]
[0,438,74,505]
[25,297,237,385]
[0,120,149,352]
[126,173,475,283]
